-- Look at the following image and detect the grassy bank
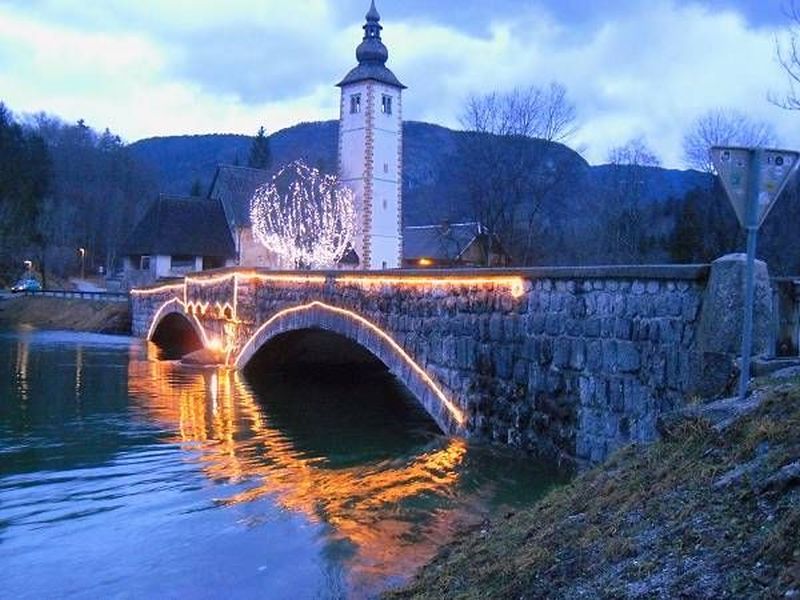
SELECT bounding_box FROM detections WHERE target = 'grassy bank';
[389,374,800,599]
[0,296,131,334]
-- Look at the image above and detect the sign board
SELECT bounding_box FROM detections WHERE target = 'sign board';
[711,147,751,227]
[756,149,800,226]
[711,146,800,228]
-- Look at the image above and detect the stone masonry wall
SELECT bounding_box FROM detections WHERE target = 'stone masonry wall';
[132,261,769,466]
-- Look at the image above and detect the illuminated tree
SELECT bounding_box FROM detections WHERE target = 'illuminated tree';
[249,160,355,269]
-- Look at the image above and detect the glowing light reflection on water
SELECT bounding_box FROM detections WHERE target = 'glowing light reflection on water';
[0,329,564,598]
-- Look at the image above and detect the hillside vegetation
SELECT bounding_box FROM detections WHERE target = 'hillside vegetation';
[388,373,800,599]
[129,121,800,274]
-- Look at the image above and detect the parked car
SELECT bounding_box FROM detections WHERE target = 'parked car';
[11,278,42,293]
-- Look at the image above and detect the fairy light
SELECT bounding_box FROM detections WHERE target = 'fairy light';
[137,271,524,301]
[185,272,327,287]
[234,300,466,428]
[338,275,526,298]
[249,160,355,269]
[131,282,184,297]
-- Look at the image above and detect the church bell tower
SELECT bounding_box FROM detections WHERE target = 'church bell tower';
[337,1,405,270]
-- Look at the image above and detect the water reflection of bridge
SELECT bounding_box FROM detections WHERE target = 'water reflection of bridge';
[127,345,473,592]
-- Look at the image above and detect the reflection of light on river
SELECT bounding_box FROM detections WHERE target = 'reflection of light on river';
[128,343,470,592]
[14,336,29,402]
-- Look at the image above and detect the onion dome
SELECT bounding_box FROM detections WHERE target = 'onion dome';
[338,1,406,89]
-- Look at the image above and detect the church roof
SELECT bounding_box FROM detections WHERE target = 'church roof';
[337,1,406,89]
[122,195,235,258]
[402,222,482,261]
[338,64,406,89]
[208,164,272,228]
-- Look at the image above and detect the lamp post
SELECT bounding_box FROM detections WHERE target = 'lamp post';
[78,248,85,280]
[23,260,32,273]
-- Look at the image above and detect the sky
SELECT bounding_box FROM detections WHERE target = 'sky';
[0,0,798,168]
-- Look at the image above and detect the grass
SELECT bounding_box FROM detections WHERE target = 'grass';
[387,377,800,599]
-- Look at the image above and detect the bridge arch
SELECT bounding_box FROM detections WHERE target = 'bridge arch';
[148,298,206,358]
[234,301,466,435]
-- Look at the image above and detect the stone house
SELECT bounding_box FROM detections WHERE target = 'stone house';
[207,164,285,268]
[121,195,236,288]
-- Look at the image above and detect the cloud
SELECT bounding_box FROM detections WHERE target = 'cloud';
[0,0,796,167]
[387,0,798,166]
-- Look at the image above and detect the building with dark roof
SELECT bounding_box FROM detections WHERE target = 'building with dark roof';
[402,222,511,268]
[121,195,236,288]
[206,164,285,268]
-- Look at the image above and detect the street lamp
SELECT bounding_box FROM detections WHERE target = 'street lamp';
[78,247,85,280]
[23,260,32,272]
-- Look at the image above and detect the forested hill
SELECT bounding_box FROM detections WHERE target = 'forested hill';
[127,120,800,274]
[129,120,706,221]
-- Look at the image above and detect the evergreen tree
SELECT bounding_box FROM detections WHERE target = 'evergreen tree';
[248,126,272,170]
[0,102,51,284]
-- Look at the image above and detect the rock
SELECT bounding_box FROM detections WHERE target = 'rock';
[658,391,765,437]
[697,253,773,357]
[758,461,800,494]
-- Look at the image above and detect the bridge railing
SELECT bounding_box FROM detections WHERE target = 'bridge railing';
[22,289,130,303]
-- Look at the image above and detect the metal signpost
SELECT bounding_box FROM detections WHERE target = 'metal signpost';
[711,146,800,401]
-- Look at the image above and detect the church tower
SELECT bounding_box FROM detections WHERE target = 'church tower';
[338,1,405,270]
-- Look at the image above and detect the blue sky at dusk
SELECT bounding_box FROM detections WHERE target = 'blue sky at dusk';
[0,0,796,167]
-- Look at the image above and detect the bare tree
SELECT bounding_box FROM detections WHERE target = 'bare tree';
[461,82,578,142]
[602,137,663,262]
[773,0,800,110]
[682,108,778,172]
[607,136,661,168]
[458,82,579,265]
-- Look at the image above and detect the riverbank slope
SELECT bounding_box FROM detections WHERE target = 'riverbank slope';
[389,373,800,599]
[0,296,131,334]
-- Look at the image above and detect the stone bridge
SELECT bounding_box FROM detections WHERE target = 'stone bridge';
[131,256,772,465]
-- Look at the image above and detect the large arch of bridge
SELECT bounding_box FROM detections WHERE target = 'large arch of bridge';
[234,301,465,436]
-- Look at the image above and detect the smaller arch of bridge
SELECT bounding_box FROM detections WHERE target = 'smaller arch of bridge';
[234,301,466,436]
[148,297,208,356]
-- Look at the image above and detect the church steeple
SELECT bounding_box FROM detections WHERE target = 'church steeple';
[357,1,388,65]
[337,0,405,89]
[337,2,406,270]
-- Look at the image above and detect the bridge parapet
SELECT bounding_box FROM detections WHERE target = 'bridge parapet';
[132,261,772,466]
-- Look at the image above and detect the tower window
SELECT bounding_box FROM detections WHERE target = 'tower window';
[381,95,392,115]
[350,94,361,114]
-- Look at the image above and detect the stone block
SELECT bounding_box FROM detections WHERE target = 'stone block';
[617,341,641,373]
[697,253,772,357]
[489,314,504,341]
[585,318,601,338]
[602,339,618,372]
[570,338,587,370]
[545,314,564,336]
[553,337,571,368]
[587,340,603,372]
[615,318,633,340]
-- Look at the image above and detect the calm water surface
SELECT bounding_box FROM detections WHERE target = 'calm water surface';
[0,328,565,599]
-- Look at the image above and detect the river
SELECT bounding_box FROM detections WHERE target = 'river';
[0,328,565,599]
